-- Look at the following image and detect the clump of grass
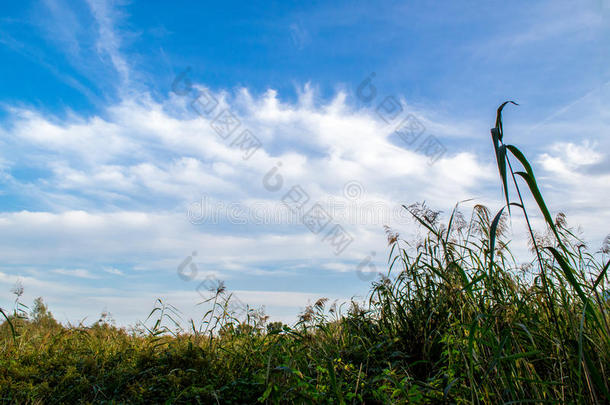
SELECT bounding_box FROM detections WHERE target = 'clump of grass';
[1,103,608,404]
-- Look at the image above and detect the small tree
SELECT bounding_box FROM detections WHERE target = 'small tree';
[30,297,59,329]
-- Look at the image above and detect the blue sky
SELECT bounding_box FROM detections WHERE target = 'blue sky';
[0,0,608,326]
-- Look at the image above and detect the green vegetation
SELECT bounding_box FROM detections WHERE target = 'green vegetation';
[1,104,609,404]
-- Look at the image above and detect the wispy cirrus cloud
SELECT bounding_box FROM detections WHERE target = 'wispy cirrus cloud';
[85,0,131,88]
[52,268,99,279]
[103,267,124,276]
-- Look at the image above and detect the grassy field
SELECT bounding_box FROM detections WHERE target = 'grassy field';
[1,104,609,404]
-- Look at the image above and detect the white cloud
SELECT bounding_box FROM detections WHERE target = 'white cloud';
[52,268,99,279]
[540,141,603,170]
[535,141,610,243]
[86,0,131,87]
[103,267,124,276]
